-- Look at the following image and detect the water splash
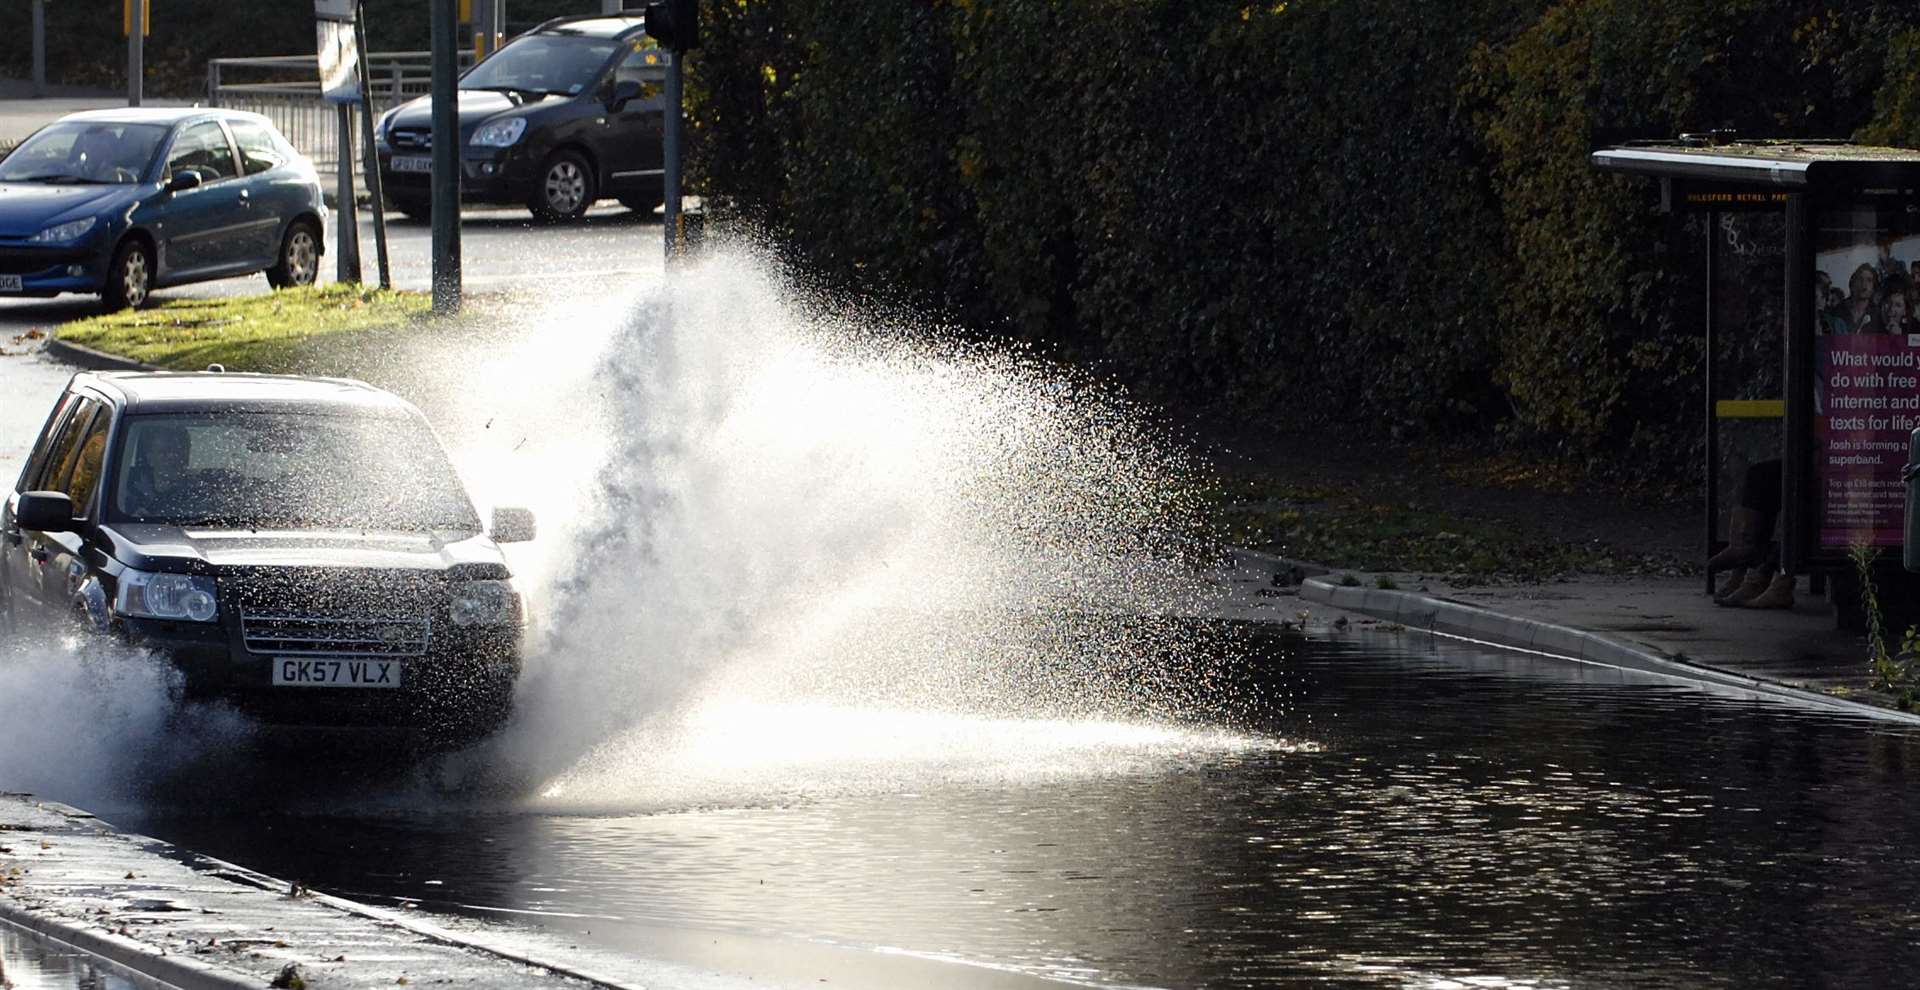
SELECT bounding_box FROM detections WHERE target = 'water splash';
[421,245,1263,803]
[0,633,253,808]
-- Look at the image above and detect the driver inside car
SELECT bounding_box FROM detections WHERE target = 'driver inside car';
[71,127,140,183]
[122,424,196,518]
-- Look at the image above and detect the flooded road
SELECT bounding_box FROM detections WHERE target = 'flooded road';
[7,251,1918,987]
[109,629,1920,989]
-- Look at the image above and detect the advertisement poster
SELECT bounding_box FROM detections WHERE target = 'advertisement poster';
[1815,206,1920,548]
[1816,334,1918,547]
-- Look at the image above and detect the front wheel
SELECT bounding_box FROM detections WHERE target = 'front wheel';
[265,220,321,289]
[102,238,153,310]
[528,151,596,222]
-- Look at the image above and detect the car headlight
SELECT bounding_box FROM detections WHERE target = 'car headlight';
[469,118,527,148]
[28,216,97,243]
[450,579,521,627]
[116,569,219,623]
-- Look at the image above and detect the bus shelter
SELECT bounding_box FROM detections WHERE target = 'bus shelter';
[1592,139,1920,602]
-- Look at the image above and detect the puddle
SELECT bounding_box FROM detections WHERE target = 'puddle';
[0,921,139,990]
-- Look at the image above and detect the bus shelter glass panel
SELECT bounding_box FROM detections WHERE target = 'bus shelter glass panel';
[1706,210,1787,547]
[1814,198,1920,549]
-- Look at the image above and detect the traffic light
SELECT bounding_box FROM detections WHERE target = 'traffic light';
[644,0,700,52]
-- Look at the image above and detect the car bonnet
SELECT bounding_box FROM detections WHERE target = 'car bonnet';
[0,183,137,238]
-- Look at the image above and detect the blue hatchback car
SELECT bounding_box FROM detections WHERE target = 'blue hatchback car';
[0,108,326,309]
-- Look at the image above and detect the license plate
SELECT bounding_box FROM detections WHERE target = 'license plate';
[272,657,403,689]
[391,156,432,174]
[0,275,20,292]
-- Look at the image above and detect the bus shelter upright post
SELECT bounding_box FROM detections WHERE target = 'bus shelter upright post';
[1782,193,1813,579]
[1705,206,1719,594]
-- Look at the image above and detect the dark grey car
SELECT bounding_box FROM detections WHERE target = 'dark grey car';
[375,14,667,222]
[1,371,536,747]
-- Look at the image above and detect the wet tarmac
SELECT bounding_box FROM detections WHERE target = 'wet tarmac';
[102,628,1920,989]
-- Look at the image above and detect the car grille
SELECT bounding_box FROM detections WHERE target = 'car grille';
[0,247,85,275]
[390,128,432,150]
[228,568,437,658]
[242,612,431,657]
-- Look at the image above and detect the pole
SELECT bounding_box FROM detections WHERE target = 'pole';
[353,0,391,290]
[31,0,45,98]
[1783,194,1811,580]
[1704,209,1718,595]
[663,50,682,263]
[335,105,362,284]
[127,0,144,107]
[430,0,461,312]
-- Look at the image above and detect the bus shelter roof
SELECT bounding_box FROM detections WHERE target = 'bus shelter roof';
[1592,139,1920,188]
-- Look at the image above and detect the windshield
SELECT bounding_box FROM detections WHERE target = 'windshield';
[460,35,619,95]
[110,412,480,532]
[0,121,168,184]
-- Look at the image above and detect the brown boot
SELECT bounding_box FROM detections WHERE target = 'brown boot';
[1737,572,1795,610]
[1714,567,1748,599]
[1715,566,1773,607]
[1708,507,1766,572]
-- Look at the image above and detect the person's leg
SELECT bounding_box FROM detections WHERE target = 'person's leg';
[1720,460,1789,606]
[1735,460,1793,608]
[1709,460,1782,591]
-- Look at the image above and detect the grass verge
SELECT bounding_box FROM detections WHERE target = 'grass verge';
[55,285,433,373]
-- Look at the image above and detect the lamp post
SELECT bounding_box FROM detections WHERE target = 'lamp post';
[430,0,461,312]
[644,0,700,263]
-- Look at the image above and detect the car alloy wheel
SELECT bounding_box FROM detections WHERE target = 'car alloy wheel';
[105,240,152,310]
[543,160,588,217]
[285,227,318,286]
[122,250,149,306]
[267,221,322,289]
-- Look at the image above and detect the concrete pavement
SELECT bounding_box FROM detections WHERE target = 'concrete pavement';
[0,794,794,990]
[0,341,78,481]
[1212,549,1916,724]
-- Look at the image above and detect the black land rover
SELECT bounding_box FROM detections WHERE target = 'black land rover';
[1,371,534,745]
[375,14,668,222]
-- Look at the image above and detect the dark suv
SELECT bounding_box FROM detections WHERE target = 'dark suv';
[375,14,668,222]
[1,371,534,745]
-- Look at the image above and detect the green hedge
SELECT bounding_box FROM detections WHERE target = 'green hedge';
[691,0,1920,478]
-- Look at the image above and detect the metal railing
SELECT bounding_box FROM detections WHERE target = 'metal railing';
[206,51,475,179]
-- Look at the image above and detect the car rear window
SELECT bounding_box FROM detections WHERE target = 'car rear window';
[229,119,288,174]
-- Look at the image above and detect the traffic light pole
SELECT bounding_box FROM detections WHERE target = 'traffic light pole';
[127,0,144,107]
[663,51,683,263]
[429,0,461,312]
[31,0,45,98]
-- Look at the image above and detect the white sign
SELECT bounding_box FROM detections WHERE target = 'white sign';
[316,19,360,104]
[314,0,354,22]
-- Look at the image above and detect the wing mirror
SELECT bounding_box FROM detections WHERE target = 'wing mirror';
[607,79,643,113]
[490,507,537,544]
[15,491,75,533]
[166,170,203,193]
